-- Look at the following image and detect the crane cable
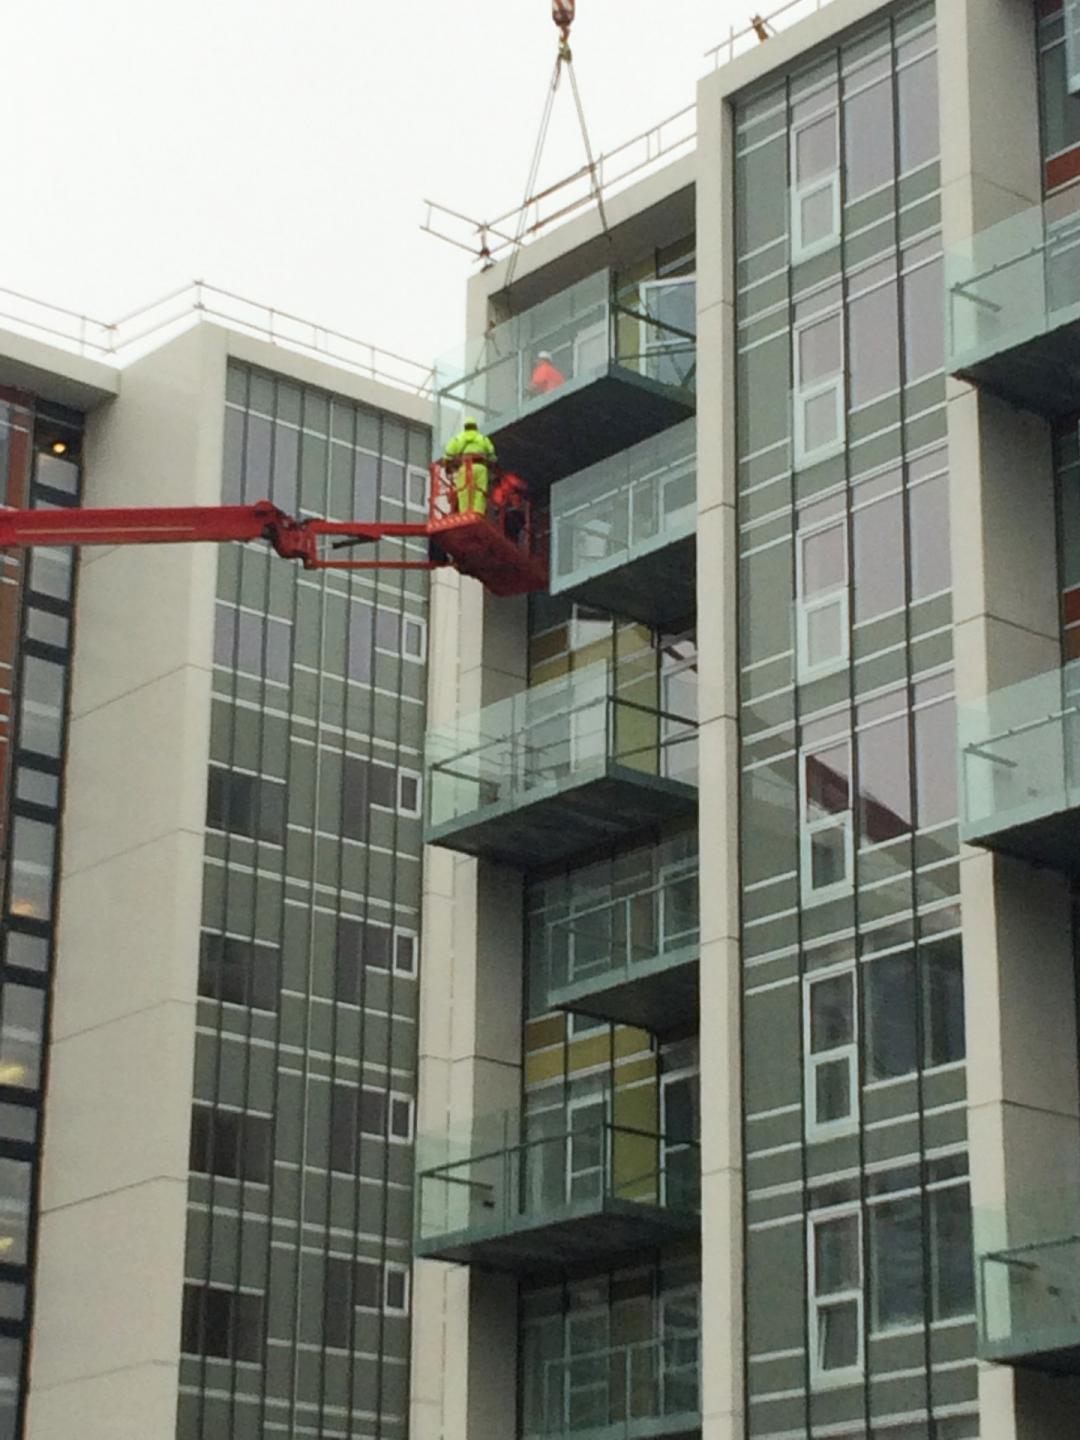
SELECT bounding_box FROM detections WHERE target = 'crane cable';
[503,1,612,293]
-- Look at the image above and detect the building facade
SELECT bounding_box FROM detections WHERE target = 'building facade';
[0,315,432,1440]
[412,4,1080,1440]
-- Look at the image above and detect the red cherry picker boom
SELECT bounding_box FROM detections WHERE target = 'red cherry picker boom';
[0,459,548,598]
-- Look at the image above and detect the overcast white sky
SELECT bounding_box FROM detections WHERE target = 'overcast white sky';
[0,0,752,371]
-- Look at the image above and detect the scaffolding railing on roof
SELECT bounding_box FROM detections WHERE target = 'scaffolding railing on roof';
[0,280,434,396]
[706,0,840,68]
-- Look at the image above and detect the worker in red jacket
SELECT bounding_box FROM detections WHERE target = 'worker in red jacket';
[528,350,566,396]
[493,471,529,545]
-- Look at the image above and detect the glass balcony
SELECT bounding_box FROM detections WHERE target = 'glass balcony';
[958,664,1080,874]
[425,661,698,870]
[414,1111,700,1275]
[549,420,696,627]
[526,1333,701,1440]
[979,1193,1080,1374]
[539,862,699,1033]
[434,271,696,489]
[946,199,1080,416]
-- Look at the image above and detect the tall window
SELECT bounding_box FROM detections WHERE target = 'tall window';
[809,1207,863,1385]
[793,301,845,467]
[796,506,848,678]
[804,968,858,1139]
[791,99,841,261]
[800,735,853,904]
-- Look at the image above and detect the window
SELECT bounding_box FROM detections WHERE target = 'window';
[374,609,426,661]
[0,985,43,1090]
[914,689,956,829]
[923,935,965,1067]
[0,1158,31,1265]
[19,656,65,757]
[809,1208,863,1385]
[909,471,950,600]
[407,465,429,512]
[639,277,696,387]
[870,1194,923,1331]
[181,1284,263,1362]
[852,478,904,622]
[330,1085,414,1170]
[8,817,55,920]
[394,929,418,976]
[902,250,944,383]
[848,262,900,407]
[844,57,895,201]
[214,605,292,684]
[864,952,917,1082]
[794,309,845,467]
[206,768,286,844]
[930,1182,975,1319]
[856,697,911,844]
[189,1107,272,1184]
[198,934,279,1011]
[348,600,375,683]
[324,1256,408,1348]
[791,107,841,261]
[897,38,939,173]
[398,770,422,817]
[800,737,853,904]
[336,920,415,996]
[804,968,858,1139]
[796,516,848,678]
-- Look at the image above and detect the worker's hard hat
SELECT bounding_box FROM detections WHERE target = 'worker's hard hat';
[538,350,552,361]
[463,417,478,429]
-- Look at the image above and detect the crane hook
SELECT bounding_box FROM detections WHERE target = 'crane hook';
[553,0,574,60]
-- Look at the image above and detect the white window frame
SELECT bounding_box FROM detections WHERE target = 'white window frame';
[803,966,859,1141]
[387,1091,415,1144]
[406,464,429,513]
[401,614,427,662]
[808,1204,865,1388]
[790,109,841,263]
[795,517,849,681]
[383,1261,411,1315]
[639,276,696,386]
[397,768,422,817]
[392,926,418,977]
[793,309,846,469]
[799,739,854,906]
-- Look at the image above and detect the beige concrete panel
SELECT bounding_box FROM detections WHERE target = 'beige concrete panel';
[427,571,463,728]
[699,935,741,1174]
[462,1056,521,1125]
[698,717,740,947]
[948,391,1056,642]
[0,327,118,411]
[937,0,1042,212]
[25,1359,179,1440]
[978,1364,1019,1440]
[51,830,203,1041]
[60,665,213,878]
[701,1166,744,1419]
[696,508,738,725]
[28,1178,188,1390]
[37,1001,196,1212]
[959,850,1006,1114]
[480,590,529,686]
[68,543,218,719]
[695,296,736,515]
[443,1265,472,1436]
[410,1262,453,1406]
[415,1057,453,1137]
[702,1412,746,1440]
[951,617,1060,710]
[695,73,735,317]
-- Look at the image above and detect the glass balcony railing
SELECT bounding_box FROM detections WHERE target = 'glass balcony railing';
[979,1192,1080,1373]
[415,1113,700,1274]
[946,199,1080,415]
[434,271,696,486]
[541,862,699,1032]
[528,1332,701,1440]
[958,664,1080,874]
[549,420,696,626]
[425,660,698,870]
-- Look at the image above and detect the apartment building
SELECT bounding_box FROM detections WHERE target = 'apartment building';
[0,301,433,1440]
[411,3,1080,1440]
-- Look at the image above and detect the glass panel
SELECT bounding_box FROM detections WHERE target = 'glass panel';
[806,600,845,670]
[815,1214,859,1294]
[798,314,842,383]
[818,1298,859,1370]
[815,1057,852,1123]
[810,973,854,1051]
[811,824,848,889]
[801,526,845,596]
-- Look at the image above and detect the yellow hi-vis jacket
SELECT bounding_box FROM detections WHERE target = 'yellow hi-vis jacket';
[444,427,496,514]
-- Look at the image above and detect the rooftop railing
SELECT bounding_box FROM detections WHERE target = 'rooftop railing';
[706,0,840,68]
[0,280,434,396]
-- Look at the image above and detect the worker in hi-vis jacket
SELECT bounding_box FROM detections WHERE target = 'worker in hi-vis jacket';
[444,418,496,515]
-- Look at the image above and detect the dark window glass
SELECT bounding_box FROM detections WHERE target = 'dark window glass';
[356,1260,381,1309]
[844,73,895,199]
[385,1267,408,1312]
[909,474,950,599]
[853,492,905,622]
[865,952,917,1080]
[932,1184,975,1319]
[182,1284,264,1362]
[399,773,420,814]
[857,713,912,843]
[395,931,417,975]
[871,1196,923,1329]
[898,50,938,172]
[198,934,279,1011]
[359,1088,387,1137]
[348,602,374,682]
[370,764,396,810]
[330,1085,357,1171]
[924,935,965,1067]
[849,280,900,407]
[914,698,956,829]
[206,769,286,844]
[0,1158,31,1264]
[0,984,44,1090]
[389,1095,413,1140]
[809,973,854,1051]
[19,656,65,757]
[325,1256,353,1349]
[342,759,369,841]
[903,257,944,382]
[189,1107,272,1183]
[336,919,393,1002]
